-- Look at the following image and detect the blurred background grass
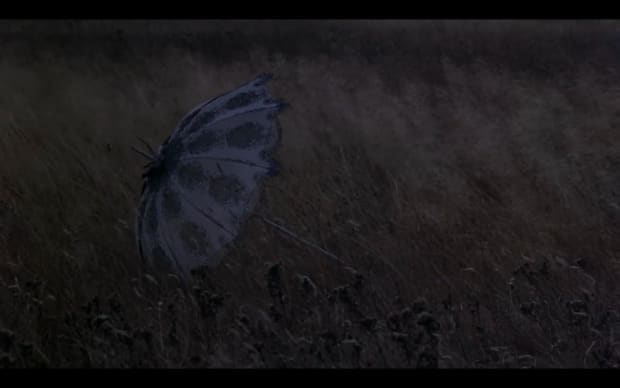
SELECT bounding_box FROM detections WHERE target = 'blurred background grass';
[1,20,620,367]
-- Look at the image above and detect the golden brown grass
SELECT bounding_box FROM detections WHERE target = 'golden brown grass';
[1,20,620,367]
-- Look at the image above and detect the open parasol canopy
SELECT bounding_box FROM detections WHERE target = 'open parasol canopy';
[135,73,287,279]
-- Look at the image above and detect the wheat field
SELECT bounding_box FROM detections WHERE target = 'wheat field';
[1,20,620,367]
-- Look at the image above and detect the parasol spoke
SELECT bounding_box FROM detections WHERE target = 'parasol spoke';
[178,155,272,170]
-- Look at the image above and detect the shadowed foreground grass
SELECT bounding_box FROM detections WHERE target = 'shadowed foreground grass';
[1,20,620,367]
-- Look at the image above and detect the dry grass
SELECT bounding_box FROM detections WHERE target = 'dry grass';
[1,20,620,367]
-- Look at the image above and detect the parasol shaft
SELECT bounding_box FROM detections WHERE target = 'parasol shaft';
[254,214,346,266]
